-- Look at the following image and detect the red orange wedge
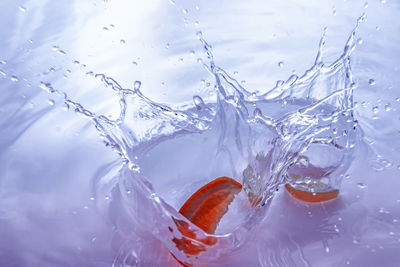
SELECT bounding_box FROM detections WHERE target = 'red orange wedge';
[171,177,242,265]
[285,183,339,203]
[179,177,242,234]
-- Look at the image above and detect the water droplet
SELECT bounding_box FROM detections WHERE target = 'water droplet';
[389,232,395,236]
[381,0,386,3]
[364,2,369,8]
[18,6,27,12]
[179,58,183,63]
[0,70,6,77]
[369,79,375,86]
[165,43,170,49]
[385,103,391,111]
[346,260,351,265]
[357,38,363,45]
[196,31,203,39]
[357,183,367,189]
[332,8,337,16]
[241,80,246,85]
[169,0,175,5]
[0,59,6,65]
[325,246,330,253]
[10,75,18,82]
[278,61,284,68]
[132,61,138,66]
[103,26,109,31]
[379,207,389,214]
[83,205,89,210]
[48,99,55,106]
[182,8,188,14]
[89,197,95,201]
[134,81,141,91]
[120,39,126,44]
[40,82,55,93]
[189,50,195,56]
[372,106,379,114]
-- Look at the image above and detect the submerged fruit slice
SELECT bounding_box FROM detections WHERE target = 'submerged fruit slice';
[170,177,242,266]
[179,176,242,234]
[285,183,339,203]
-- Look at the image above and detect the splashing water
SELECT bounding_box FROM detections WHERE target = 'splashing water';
[2,1,400,266]
[34,13,365,266]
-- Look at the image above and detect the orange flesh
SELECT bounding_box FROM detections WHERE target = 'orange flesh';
[171,177,242,265]
[179,177,242,234]
[285,184,339,203]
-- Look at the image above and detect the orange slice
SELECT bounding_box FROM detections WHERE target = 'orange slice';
[285,184,339,203]
[170,177,242,266]
[179,176,242,234]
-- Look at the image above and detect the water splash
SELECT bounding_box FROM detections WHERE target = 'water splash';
[40,14,365,266]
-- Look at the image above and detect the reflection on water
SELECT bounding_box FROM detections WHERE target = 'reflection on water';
[1,0,400,266]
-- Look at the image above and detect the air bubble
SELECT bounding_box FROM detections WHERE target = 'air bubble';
[278,61,284,68]
[372,106,379,113]
[10,75,18,82]
[182,9,188,14]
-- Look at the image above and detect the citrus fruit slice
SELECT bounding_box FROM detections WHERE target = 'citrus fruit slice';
[179,176,242,234]
[170,177,242,266]
[285,183,339,203]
